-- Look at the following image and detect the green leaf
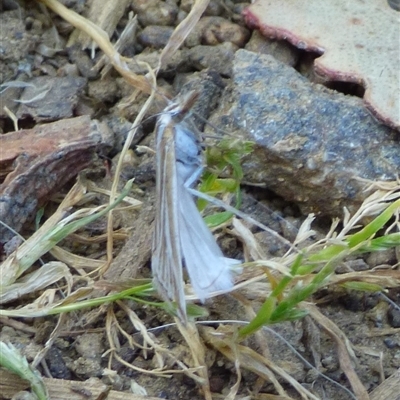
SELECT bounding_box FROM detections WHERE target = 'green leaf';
[204,211,234,228]
[357,233,400,253]
[239,296,277,336]
[271,308,309,323]
[159,301,209,320]
[35,207,45,231]
[186,303,209,319]
[347,199,400,247]
[340,281,384,292]
[0,342,48,400]
[308,243,348,262]
[197,138,253,223]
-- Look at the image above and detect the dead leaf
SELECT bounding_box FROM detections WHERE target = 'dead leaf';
[157,0,210,72]
[244,0,400,130]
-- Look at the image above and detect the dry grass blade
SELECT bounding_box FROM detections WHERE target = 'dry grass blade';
[0,180,85,287]
[157,0,210,72]
[327,270,400,288]
[201,326,319,400]
[0,175,132,294]
[32,313,67,368]
[0,262,71,304]
[1,370,164,400]
[66,230,130,244]
[115,302,203,378]
[232,217,267,260]
[0,342,48,400]
[369,369,400,400]
[37,0,153,94]
[50,246,105,271]
[0,286,94,318]
[84,178,142,208]
[303,303,369,400]
[69,0,130,50]
[3,105,19,131]
[94,14,138,77]
[0,369,30,399]
[105,68,157,272]
[176,320,211,400]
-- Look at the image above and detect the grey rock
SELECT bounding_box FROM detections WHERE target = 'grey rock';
[388,306,400,328]
[68,45,98,80]
[136,2,178,26]
[45,346,72,380]
[0,11,38,63]
[366,249,396,268]
[213,49,400,216]
[245,30,299,67]
[138,26,174,49]
[185,42,237,77]
[129,49,189,77]
[185,16,250,48]
[181,0,223,16]
[88,77,119,103]
[17,75,87,121]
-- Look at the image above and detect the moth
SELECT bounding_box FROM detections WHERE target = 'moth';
[152,91,234,322]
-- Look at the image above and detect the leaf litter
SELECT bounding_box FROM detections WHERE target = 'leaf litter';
[1,0,400,399]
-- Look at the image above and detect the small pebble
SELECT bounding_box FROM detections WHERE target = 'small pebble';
[88,77,119,103]
[185,16,250,48]
[74,333,104,359]
[388,306,400,328]
[137,26,174,49]
[366,249,396,268]
[45,346,72,379]
[203,17,250,47]
[179,0,225,15]
[209,375,225,393]
[383,338,398,349]
[231,3,249,24]
[3,235,23,255]
[68,45,98,79]
[137,2,178,26]
[245,30,299,66]
[185,42,237,76]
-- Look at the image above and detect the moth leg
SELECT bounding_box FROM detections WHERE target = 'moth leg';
[183,165,203,189]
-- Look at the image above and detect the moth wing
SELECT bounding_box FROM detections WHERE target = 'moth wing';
[177,172,234,301]
[152,121,186,321]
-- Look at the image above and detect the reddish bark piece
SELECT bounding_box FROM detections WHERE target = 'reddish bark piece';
[0,116,114,242]
[244,0,400,130]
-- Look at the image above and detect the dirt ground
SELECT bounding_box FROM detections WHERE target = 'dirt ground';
[1,1,400,400]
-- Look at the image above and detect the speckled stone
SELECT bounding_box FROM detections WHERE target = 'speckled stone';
[16,75,87,121]
[245,30,299,66]
[212,49,400,216]
[137,26,174,49]
[135,1,178,26]
[185,16,250,48]
[185,42,237,77]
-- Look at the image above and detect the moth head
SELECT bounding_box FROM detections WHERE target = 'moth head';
[163,90,199,119]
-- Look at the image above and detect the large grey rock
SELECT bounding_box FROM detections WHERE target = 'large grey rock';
[211,49,399,216]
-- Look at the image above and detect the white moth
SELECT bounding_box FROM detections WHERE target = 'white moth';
[152,92,234,322]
